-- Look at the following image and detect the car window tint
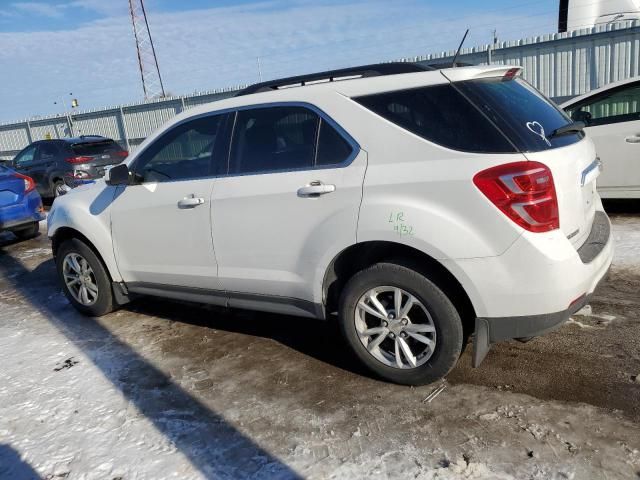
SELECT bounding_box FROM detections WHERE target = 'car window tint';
[229,106,319,174]
[316,119,354,166]
[38,142,58,160]
[455,77,583,151]
[14,146,37,166]
[355,84,516,153]
[566,82,640,126]
[135,115,224,183]
[71,140,121,156]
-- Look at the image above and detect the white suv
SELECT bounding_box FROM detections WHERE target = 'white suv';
[48,63,614,385]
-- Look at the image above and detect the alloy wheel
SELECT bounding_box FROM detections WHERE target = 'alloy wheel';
[62,253,99,306]
[355,286,437,369]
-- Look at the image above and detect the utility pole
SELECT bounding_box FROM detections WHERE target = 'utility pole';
[256,57,263,82]
[129,0,166,100]
[488,30,498,64]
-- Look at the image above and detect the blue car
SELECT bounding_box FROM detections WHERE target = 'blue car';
[0,163,45,240]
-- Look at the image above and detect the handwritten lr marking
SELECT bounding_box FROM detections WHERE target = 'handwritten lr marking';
[388,211,414,237]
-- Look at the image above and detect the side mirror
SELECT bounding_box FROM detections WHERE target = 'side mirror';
[571,109,592,125]
[105,163,131,186]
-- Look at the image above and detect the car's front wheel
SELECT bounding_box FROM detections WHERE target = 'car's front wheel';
[339,262,464,385]
[56,238,115,317]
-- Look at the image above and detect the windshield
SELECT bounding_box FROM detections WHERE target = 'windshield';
[455,77,584,152]
[71,140,122,156]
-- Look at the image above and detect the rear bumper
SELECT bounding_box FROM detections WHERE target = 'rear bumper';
[0,191,45,232]
[470,210,613,366]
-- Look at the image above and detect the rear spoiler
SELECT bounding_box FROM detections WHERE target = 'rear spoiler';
[440,65,523,83]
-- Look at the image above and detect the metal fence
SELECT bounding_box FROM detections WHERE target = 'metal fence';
[2,20,640,161]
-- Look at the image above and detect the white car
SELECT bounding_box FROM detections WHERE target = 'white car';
[48,63,613,385]
[561,76,640,198]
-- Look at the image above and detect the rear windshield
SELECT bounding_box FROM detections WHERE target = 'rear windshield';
[355,77,583,154]
[71,140,122,156]
[455,77,583,151]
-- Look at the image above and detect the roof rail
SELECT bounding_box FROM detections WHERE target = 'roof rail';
[235,62,433,97]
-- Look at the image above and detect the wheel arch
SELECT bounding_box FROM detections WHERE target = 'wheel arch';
[51,227,117,282]
[322,241,477,335]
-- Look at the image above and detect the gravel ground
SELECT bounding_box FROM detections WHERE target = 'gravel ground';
[0,211,639,480]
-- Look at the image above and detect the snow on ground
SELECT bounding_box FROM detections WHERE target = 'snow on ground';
[0,216,639,479]
[611,215,640,269]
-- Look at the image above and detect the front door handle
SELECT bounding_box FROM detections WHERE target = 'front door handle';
[297,181,336,198]
[625,135,640,144]
[177,195,205,209]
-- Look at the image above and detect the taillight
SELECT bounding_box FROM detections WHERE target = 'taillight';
[114,150,128,158]
[66,156,92,164]
[13,172,36,193]
[473,161,559,233]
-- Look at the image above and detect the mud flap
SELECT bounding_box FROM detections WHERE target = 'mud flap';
[472,317,491,367]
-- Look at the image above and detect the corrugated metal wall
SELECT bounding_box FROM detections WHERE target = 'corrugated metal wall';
[1,21,639,161]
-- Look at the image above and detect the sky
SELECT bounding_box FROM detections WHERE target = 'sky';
[0,0,560,123]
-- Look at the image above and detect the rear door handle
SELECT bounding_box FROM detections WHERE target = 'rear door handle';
[625,135,640,144]
[297,181,336,198]
[177,195,205,208]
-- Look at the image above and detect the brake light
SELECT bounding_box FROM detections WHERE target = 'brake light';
[503,68,521,80]
[473,161,559,233]
[114,150,128,158]
[66,156,92,164]
[13,172,36,193]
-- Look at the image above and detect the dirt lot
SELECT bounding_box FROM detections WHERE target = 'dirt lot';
[1,210,639,480]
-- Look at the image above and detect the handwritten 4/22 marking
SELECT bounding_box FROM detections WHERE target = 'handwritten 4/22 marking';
[388,212,415,237]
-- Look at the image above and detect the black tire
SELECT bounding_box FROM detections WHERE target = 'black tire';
[56,238,115,317]
[338,262,463,386]
[13,222,39,240]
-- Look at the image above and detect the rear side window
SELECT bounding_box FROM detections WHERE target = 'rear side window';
[355,84,516,153]
[455,78,583,151]
[229,106,319,174]
[38,142,59,161]
[316,119,354,166]
[71,139,122,156]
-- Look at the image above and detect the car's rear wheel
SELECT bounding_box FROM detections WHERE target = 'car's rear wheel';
[56,238,115,317]
[12,222,39,240]
[339,262,463,385]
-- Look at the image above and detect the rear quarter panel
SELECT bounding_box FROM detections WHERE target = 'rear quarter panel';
[328,95,526,260]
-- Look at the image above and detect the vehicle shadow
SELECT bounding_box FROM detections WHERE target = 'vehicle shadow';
[603,198,640,214]
[0,254,301,479]
[0,444,42,480]
[124,295,371,379]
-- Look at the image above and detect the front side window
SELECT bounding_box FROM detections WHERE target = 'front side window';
[566,82,640,127]
[229,106,320,174]
[14,145,37,167]
[133,114,225,183]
